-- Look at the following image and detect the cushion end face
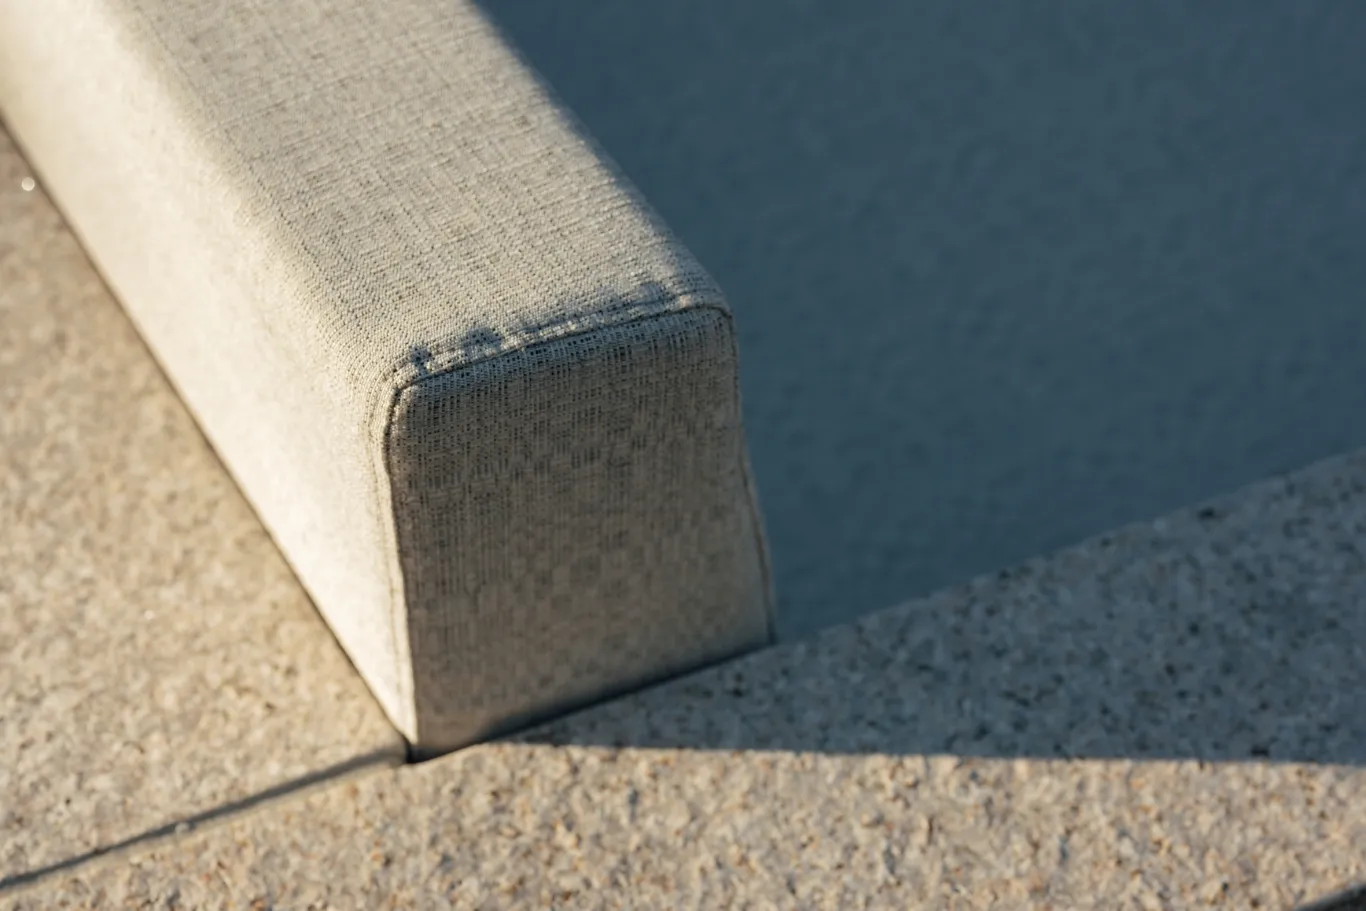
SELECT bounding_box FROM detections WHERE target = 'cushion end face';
[385,306,772,751]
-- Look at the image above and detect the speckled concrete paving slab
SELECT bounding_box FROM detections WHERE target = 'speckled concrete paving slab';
[0,127,404,885]
[12,450,1366,908]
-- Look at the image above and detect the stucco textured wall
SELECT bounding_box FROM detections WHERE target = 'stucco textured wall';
[481,1,1366,637]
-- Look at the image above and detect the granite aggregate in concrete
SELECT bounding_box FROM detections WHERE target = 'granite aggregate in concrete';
[15,749,1366,910]
[13,449,1366,908]
[0,126,404,885]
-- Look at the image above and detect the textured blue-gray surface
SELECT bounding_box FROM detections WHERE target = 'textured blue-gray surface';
[481,0,1366,637]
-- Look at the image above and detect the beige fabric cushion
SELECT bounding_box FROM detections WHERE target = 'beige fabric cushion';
[0,0,773,749]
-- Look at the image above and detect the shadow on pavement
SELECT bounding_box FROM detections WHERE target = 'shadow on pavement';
[476,0,1366,641]
[514,454,1366,765]
[1298,885,1366,911]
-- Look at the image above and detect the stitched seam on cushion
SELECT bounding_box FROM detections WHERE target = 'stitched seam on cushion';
[375,383,418,739]
[379,296,770,741]
[382,277,720,389]
[717,317,779,642]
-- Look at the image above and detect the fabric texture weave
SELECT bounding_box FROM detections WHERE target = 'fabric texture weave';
[0,0,773,748]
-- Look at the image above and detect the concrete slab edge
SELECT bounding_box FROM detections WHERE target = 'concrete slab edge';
[0,748,400,899]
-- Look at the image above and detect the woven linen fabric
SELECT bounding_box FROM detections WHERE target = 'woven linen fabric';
[0,0,774,747]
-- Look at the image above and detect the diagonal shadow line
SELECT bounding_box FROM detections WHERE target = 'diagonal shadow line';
[506,453,1366,766]
[510,556,1366,765]
[1297,885,1366,911]
[0,748,400,896]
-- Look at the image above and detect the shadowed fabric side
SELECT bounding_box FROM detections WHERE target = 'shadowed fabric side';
[0,0,773,749]
[390,309,769,747]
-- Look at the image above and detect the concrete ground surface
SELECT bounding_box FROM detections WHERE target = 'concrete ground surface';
[479,0,1366,638]
[7,446,1366,906]
[7,7,1366,904]
[3,135,1365,900]
[0,129,404,887]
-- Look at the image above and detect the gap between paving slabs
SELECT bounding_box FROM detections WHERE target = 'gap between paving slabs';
[0,752,398,895]
[0,125,405,892]
[8,448,1366,906]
